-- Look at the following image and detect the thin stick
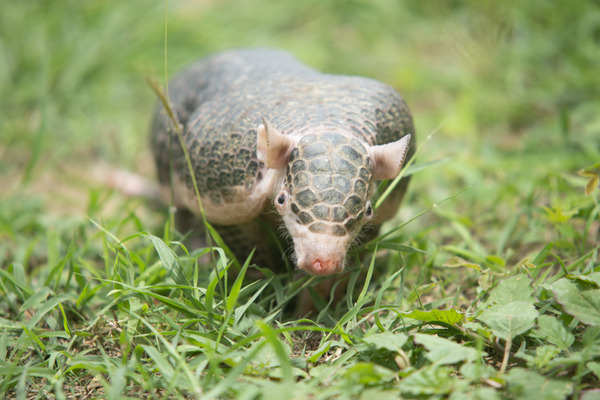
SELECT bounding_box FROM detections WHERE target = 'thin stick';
[500,336,511,374]
[150,0,216,260]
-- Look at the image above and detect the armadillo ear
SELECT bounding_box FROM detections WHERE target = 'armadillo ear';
[369,134,412,181]
[257,117,294,169]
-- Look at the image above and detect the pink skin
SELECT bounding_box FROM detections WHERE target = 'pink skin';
[286,218,356,276]
[303,258,341,277]
[293,235,347,276]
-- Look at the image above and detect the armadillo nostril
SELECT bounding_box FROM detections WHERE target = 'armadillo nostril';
[311,258,340,276]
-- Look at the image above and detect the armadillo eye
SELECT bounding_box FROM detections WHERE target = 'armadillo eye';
[276,192,288,207]
[365,201,373,218]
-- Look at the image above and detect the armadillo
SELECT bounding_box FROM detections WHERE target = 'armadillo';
[151,49,415,276]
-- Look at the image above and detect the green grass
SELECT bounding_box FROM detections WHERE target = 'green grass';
[1,0,600,398]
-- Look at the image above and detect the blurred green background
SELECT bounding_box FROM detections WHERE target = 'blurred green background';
[1,0,598,265]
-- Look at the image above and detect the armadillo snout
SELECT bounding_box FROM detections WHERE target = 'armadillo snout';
[278,133,374,276]
[291,232,351,276]
[300,257,342,277]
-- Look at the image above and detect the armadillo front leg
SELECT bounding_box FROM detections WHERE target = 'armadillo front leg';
[214,220,288,274]
[176,208,286,274]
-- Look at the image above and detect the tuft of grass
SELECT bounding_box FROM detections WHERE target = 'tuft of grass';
[1,0,599,398]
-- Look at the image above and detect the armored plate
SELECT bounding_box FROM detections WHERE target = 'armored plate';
[151,49,414,210]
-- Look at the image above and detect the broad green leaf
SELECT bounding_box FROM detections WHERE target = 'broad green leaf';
[449,387,500,400]
[506,368,572,400]
[399,365,454,396]
[487,274,535,306]
[413,333,481,365]
[551,278,600,326]
[478,269,493,291]
[536,315,574,349]
[363,332,408,352]
[478,301,538,340]
[402,309,464,326]
[459,363,495,381]
[543,350,597,370]
[571,272,600,288]
[462,321,491,338]
[582,326,600,348]
[581,390,600,400]
[244,381,298,400]
[343,362,396,386]
[359,388,409,400]
[587,361,600,380]
[530,345,561,368]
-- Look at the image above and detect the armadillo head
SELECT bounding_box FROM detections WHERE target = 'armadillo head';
[257,119,411,277]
